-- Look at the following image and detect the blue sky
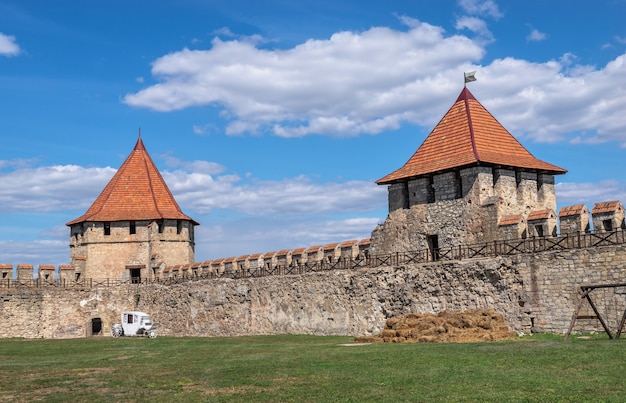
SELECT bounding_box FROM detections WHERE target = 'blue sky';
[1,0,625,266]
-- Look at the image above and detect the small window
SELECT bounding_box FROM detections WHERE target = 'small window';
[157,219,164,234]
[130,221,136,235]
[177,220,182,234]
[75,273,81,281]
[403,182,410,209]
[104,222,111,236]
[535,225,544,237]
[2,272,7,279]
[492,167,500,187]
[427,176,435,203]
[604,219,613,231]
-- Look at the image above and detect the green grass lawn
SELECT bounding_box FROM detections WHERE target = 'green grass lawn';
[0,334,624,402]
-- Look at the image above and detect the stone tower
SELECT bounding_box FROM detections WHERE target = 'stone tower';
[370,86,566,256]
[66,137,198,281]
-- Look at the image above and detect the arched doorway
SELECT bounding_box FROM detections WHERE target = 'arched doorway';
[91,317,102,336]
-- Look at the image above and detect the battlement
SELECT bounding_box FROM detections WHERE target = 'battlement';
[0,263,74,282]
[497,200,625,242]
[160,238,371,279]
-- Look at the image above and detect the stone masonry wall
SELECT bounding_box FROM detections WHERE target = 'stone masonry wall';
[3,245,626,339]
[70,219,195,281]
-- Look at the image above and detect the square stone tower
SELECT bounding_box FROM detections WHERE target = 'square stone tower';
[371,86,566,256]
[66,137,198,282]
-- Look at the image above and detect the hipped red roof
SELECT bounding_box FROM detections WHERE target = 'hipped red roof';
[377,87,566,184]
[67,137,198,225]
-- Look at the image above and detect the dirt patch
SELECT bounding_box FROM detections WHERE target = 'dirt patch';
[355,309,516,343]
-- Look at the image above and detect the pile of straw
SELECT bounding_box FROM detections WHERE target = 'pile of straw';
[355,309,515,343]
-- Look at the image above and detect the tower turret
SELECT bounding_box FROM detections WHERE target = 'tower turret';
[371,86,566,256]
[66,137,199,281]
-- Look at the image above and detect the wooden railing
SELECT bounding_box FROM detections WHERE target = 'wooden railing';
[2,230,626,289]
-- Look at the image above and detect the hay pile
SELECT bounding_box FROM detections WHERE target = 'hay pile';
[355,309,516,343]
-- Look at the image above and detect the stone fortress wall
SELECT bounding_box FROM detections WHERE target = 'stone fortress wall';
[2,244,626,339]
[2,199,626,339]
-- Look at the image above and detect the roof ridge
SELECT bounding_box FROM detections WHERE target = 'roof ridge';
[463,89,480,162]
[142,147,164,219]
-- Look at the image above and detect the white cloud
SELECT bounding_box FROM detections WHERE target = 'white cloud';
[0,163,115,213]
[0,240,68,267]
[0,159,387,261]
[0,160,386,218]
[475,54,626,145]
[124,19,484,137]
[455,16,494,44]
[458,0,503,19]
[163,172,386,216]
[161,154,226,175]
[0,33,20,56]
[527,28,547,42]
[122,18,626,145]
[556,180,626,208]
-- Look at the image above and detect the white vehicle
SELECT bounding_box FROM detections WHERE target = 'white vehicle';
[111,311,158,338]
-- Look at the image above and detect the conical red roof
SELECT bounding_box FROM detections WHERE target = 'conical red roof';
[377,87,566,184]
[67,137,198,225]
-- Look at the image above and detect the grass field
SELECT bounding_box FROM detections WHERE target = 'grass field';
[0,334,624,402]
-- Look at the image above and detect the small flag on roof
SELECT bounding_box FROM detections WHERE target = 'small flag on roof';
[464,71,477,84]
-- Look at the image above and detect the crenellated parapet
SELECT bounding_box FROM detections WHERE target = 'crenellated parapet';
[0,264,74,283]
[156,239,372,279]
[495,200,626,241]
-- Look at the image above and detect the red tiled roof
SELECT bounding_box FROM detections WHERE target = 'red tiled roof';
[276,249,291,256]
[323,243,339,251]
[38,264,55,270]
[527,209,554,221]
[559,204,587,217]
[236,255,249,262]
[307,245,322,253]
[377,87,567,184]
[67,137,198,225]
[292,248,306,255]
[592,201,623,214]
[0,264,13,269]
[358,238,371,246]
[340,240,358,248]
[499,214,523,226]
